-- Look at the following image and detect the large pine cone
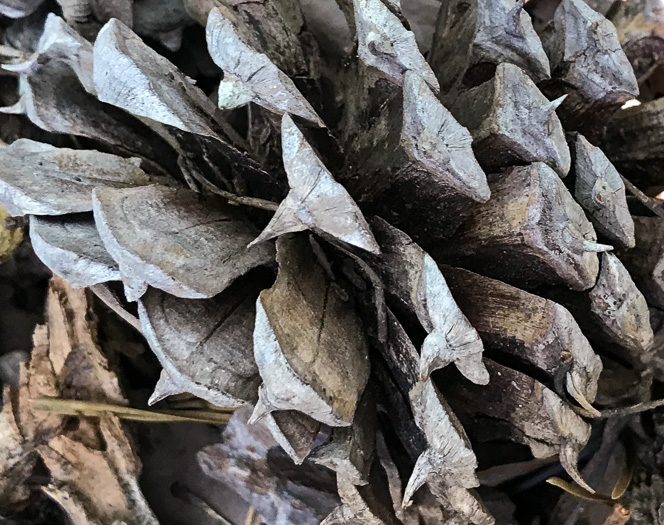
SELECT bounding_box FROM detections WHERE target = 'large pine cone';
[0,0,662,523]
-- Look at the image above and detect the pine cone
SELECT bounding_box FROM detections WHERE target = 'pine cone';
[0,0,661,523]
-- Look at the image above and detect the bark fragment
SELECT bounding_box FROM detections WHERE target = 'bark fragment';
[39,415,159,525]
[0,139,150,217]
[441,162,608,291]
[198,408,339,525]
[251,234,370,427]
[448,63,570,177]
[30,214,121,288]
[92,185,274,300]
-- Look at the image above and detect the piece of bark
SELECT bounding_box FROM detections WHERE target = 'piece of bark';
[616,216,664,310]
[569,132,635,249]
[30,214,121,288]
[537,0,639,135]
[198,408,339,525]
[0,0,44,17]
[251,114,379,253]
[0,139,151,217]
[440,162,609,291]
[0,276,150,511]
[602,98,664,184]
[405,379,493,525]
[92,185,274,301]
[429,0,550,94]
[543,252,654,362]
[353,0,439,91]
[138,274,264,407]
[440,265,603,411]
[340,69,490,245]
[447,63,570,177]
[251,234,370,427]
[310,387,376,486]
[442,359,594,492]
[370,217,488,385]
[38,414,158,525]
[262,408,321,466]
[206,7,323,126]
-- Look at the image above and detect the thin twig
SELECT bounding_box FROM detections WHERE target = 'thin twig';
[621,174,664,220]
[573,397,664,419]
[546,478,614,506]
[32,397,233,425]
[189,168,279,211]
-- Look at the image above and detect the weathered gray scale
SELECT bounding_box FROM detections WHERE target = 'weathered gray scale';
[30,215,120,288]
[370,217,489,385]
[569,132,635,249]
[440,264,603,413]
[441,162,610,291]
[206,7,323,126]
[448,63,571,177]
[92,185,274,300]
[138,283,262,408]
[251,114,379,253]
[443,359,594,492]
[537,0,639,133]
[250,234,370,427]
[429,0,550,94]
[0,139,151,217]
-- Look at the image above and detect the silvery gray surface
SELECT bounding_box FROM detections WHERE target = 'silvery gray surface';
[0,139,150,216]
[251,114,380,253]
[30,214,121,288]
